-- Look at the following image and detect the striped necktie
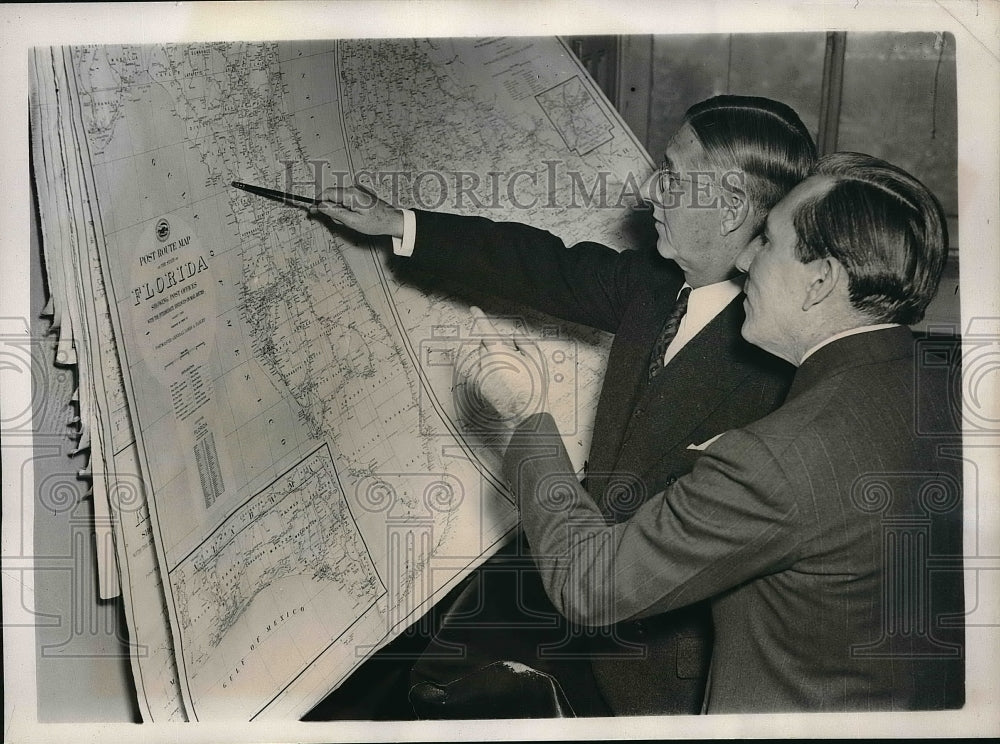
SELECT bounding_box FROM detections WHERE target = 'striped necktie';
[648,286,692,380]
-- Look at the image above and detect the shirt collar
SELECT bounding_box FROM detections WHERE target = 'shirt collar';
[683,278,743,316]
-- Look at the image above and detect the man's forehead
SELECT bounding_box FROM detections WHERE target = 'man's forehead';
[661,123,708,168]
[664,122,700,149]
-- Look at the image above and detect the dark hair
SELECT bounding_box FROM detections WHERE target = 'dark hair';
[792,152,948,325]
[684,95,817,219]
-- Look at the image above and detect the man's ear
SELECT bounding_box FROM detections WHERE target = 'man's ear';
[720,178,751,236]
[802,257,844,310]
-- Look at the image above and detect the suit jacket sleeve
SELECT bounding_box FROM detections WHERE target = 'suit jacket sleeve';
[507,412,802,626]
[405,209,665,333]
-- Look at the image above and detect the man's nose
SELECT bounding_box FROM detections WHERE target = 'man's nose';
[639,169,660,209]
[735,242,758,273]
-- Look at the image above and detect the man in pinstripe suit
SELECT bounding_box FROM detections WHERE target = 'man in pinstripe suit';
[470,152,965,711]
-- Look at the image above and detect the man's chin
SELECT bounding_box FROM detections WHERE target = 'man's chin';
[740,321,789,362]
[656,242,677,261]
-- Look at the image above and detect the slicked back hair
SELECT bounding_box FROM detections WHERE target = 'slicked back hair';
[684,95,817,225]
[792,152,948,325]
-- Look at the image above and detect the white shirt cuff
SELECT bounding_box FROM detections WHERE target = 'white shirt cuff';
[390,208,417,257]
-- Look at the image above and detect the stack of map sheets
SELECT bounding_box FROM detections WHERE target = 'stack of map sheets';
[28,37,652,720]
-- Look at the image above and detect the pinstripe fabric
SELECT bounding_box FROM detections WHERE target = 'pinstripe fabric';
[511,327,964,712]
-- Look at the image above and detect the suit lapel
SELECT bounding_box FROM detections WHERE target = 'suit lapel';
[613,296,749,480]
[587,280,684,479]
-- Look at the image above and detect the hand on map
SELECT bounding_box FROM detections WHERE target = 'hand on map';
[308,182,405,238]
[454,307,541,449]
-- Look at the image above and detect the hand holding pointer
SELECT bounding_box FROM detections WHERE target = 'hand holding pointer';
[232,178,404,238]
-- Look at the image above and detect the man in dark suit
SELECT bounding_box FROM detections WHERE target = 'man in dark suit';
[464,152,964,711]
[309,96,816,716]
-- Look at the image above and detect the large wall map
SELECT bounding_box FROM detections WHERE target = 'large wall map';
[30,38,652,720]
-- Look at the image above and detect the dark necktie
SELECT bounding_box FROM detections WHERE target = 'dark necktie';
[648,286,691,380]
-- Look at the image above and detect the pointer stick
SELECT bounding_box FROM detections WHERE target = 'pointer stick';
[232,179,383,210]
[231,181,321,206]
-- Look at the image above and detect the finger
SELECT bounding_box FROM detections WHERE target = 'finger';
[350,183,380,210]
[353,179,380,200]
[314,186,365,212]
[454,342,480,387]
[475,343,504,408]
[308,202,345,223]
[470,306,514,350]
[314,188,364,221]
[318,186,350,203]
[474,344,528,421]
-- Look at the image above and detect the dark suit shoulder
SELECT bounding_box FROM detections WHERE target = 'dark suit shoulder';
[745,330,956,487]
